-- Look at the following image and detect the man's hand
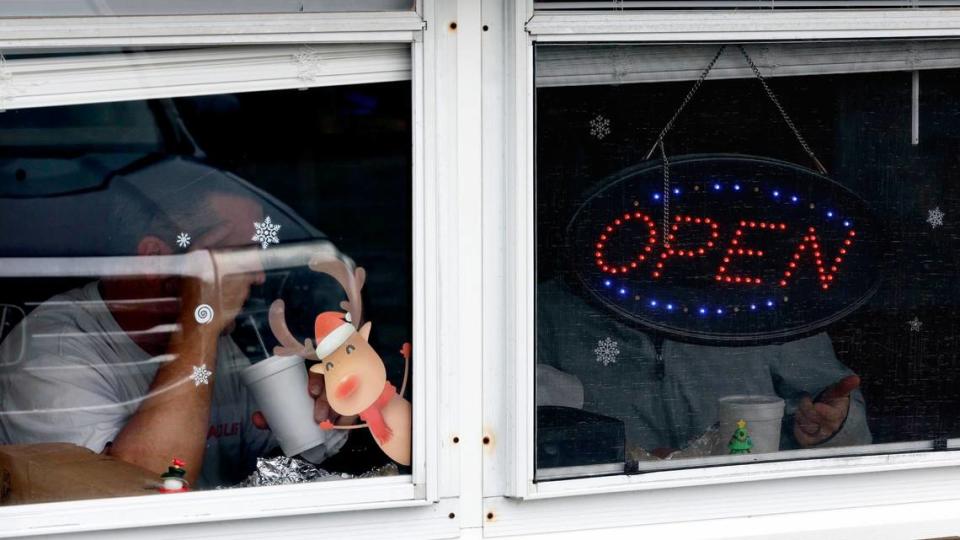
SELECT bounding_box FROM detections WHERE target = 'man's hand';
[793,374,860,447]
[253,371,347,429]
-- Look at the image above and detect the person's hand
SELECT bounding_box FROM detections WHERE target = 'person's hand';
[252,371,343,430]
[793,375,860,447]
[180,225,265,334]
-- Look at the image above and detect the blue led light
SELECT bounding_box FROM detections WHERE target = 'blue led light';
[649,299,658,307]
[698,307,707,315]
[843,220,851,227]
[666,303,674,311]
[750,304,757,311]
[790,195,799,203]
[766,300,774,307]
[826,210,834,218]
[619,288,627,296]
[713,183,721,191]
[673,188,681,195]
[716,308,724,315]
[733,184,741,191]
[773,190,780,198]
[604,280,612,287]
[653,193,661,201]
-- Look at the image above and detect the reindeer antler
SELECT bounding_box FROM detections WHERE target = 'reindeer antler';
[268,299,318,360]
[308,257,365,329]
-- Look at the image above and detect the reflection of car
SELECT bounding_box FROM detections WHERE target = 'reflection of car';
[0,99,350,362]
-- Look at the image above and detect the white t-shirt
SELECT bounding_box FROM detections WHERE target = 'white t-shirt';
[0,282,345,487]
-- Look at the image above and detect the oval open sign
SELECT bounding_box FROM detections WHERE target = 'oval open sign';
[566,154,881,343]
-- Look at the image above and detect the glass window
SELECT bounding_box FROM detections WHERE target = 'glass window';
[0,80,412,504]
[534,40,960,480]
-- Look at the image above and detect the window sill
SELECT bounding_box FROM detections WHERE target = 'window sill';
[528,449,960,499]
[0,474,424,538]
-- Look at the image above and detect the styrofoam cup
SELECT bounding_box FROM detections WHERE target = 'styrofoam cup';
[714,395,785,455]
[241,355,329,457]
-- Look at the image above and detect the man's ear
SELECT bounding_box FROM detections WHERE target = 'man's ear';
[359,321,372,342]
[137,235,173,257]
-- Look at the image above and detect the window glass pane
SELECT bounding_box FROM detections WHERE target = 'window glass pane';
[534,40,960,480]
[0,0,414,16]
[0,80,412,504]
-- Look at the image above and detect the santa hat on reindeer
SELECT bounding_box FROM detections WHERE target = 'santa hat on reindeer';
[314,311,355,359]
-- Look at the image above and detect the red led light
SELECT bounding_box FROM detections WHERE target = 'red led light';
[653,215,717,279]
[595,211,656,275]
[779,227,855,290]
[715,223,786,286]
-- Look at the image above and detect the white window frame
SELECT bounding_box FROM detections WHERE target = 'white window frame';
[479,2,960,537]
[0,3,476,537]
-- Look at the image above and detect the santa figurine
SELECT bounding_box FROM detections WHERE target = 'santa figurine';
[158,458,190,493]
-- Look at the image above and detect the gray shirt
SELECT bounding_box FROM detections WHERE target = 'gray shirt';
[537,280,872,452]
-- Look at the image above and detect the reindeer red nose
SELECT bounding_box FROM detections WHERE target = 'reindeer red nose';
[336,374,360,399]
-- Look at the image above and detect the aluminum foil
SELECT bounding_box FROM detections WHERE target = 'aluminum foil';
[230,456,399,488]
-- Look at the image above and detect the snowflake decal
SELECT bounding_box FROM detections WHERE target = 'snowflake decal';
[189,364,213,386]
[176,232,191,249]
[589,114,611,140]
[593,337,620,366]
[907,316,923,332]
[252,216,281,249]
[927,207,945,229]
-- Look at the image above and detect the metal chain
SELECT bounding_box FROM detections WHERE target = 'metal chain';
[644,45,727,161]
[737,45,828,175]
[659,140,670,244]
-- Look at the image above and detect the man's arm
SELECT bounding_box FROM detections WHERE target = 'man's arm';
[771,333,872,450]
[109,241,262,483]
[107,318,219,484]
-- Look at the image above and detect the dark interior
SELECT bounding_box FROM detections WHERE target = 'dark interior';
[536,62,960,445]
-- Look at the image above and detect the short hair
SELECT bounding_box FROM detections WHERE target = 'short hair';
[109,157,257,255]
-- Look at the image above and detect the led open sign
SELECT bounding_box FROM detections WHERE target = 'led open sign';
[566,155,881,342]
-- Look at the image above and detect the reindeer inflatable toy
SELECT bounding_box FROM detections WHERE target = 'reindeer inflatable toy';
[267,256,411,466]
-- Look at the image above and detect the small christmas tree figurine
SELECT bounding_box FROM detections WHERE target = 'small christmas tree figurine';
[158,458,190,493]
[727,419,753,455]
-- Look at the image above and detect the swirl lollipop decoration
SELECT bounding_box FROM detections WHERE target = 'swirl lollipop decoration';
[194,304,215,325]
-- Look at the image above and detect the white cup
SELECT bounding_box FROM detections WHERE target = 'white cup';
[714,395,785,455]
[241,355,328,457]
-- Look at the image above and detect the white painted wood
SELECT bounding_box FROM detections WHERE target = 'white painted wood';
[535,40,960,87]
[429,0,464,505]
[0,12,424,47]
[410,1,440,510]
[483,465,960,537]
[0,44,410,111]
[0,476,416,538]
[0,0,412,17]
[526,9,960,41]
[30,497,460,540]
[483,497,960,540]
[532,450,960,499]
[481,0,511,501]
[455,0,486,528]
